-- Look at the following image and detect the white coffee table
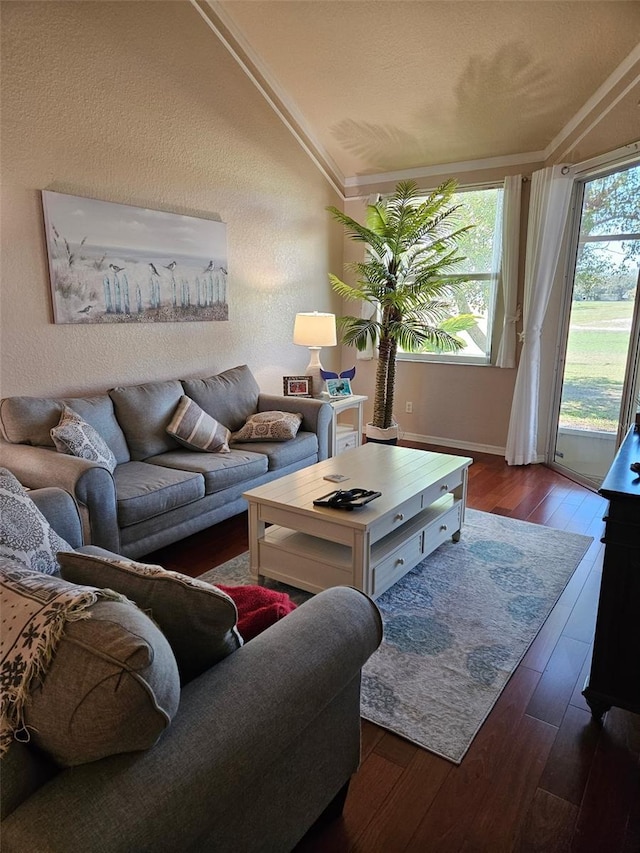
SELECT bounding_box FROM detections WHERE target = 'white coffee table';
[243,443,472,599]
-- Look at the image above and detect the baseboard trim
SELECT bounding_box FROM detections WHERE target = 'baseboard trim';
[400,431,506,457]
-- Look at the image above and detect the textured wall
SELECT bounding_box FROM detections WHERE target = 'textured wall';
[0,1,342,398]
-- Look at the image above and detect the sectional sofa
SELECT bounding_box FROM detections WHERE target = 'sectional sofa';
[0,365,332,557]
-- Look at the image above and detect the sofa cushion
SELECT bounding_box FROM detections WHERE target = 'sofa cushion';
[1,566,180,767]
[110,379,184,460]
[146,449,268,494]
[0,468,73,574]
[113,461,204,527]
[0,741,58,820]
[51,405,118,472]
[166,395,231,453]
[0,395,130,463]
[182,364,260,432]
[62,395,131,464]
[59,553,243,684]
[232,411,303,443]
[229,431,319,471]
[25,597,180,766]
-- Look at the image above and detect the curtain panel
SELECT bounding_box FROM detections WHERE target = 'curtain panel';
[495,175,522,368]
[505,166,574,466]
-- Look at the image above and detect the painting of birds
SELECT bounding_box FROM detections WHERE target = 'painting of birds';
[77,305,94,314]
[109,264,125,273]
[164,261,176,271]
[203,261,214,273]
[149,263,160,276]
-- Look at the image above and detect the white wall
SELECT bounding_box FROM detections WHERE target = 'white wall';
[0,1,343,398]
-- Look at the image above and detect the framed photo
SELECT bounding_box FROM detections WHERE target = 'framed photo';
[283,376,312,397]
[326,377,352,397]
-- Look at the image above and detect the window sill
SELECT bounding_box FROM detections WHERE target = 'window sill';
[397,354,491,366]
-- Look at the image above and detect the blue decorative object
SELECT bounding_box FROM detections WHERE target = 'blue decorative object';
[320,366,356,381]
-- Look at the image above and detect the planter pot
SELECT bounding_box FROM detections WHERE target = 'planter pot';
[365,422,399,445]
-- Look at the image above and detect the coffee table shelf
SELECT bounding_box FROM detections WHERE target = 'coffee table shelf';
[258,493,460,597]
[243,444,472,599]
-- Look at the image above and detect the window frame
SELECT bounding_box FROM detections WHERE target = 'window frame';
[395,182,504,367]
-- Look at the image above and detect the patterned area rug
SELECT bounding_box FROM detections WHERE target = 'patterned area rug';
[201,509,592,764]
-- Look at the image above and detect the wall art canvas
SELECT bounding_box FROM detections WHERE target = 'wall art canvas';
[42,191,228,324]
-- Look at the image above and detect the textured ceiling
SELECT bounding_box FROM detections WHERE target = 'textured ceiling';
[208,0,640,185]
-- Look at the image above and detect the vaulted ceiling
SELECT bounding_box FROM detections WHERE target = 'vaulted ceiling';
[193,1,640,193]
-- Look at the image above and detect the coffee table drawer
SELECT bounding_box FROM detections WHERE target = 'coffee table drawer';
[421,468,464,510]
[372,532,423,597]
[423,502,462,551]
[371,493,423,541]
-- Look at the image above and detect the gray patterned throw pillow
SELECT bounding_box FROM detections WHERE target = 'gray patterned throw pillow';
[231,411,303,442]
[50,405,117,472]
[0,468,74,574]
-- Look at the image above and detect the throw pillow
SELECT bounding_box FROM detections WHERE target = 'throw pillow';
[0,468,73,574]
[50,405,117,472]
[1,565,180,766]
[166,395,231,453]
[217,584,297,642]
[231,411,303,443]
[58,552,243,684]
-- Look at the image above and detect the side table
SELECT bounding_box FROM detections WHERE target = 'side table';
[328,395,368,456]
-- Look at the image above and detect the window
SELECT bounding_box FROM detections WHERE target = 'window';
[397,184,504,365]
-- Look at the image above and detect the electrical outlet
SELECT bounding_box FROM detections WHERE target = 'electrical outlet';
[405,401,413,413]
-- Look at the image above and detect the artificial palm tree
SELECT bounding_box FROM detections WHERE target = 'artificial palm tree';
[327,178,473,441]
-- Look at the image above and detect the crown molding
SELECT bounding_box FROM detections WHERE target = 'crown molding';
[191,1,638,197]
[191,0,345,199]
[343,150,545,190]
[544,43,640,163]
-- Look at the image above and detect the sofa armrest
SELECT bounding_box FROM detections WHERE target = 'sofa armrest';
[258,394,332,461]
[30,488,84,549]
[0,443,120,552]
[1,587,382,853]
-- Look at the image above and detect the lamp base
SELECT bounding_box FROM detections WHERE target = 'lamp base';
[305,348,325,398]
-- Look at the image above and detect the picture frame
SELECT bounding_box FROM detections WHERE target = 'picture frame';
[325,377,353,397]
[283,376,312,397]
[41,190,228,324]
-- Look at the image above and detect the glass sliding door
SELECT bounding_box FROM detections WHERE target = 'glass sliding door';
[551,164,640,488]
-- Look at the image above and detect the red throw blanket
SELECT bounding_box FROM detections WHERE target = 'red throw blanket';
[217,584,297,641]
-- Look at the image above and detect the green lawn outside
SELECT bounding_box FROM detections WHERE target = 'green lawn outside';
[559,301,633,431]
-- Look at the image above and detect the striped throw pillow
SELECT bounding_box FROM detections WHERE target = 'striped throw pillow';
[166,396,230,453]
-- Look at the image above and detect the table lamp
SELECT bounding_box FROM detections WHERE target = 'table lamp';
[293,311,337,397]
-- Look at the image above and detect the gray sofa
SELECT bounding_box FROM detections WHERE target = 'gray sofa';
[0,487,383,853]
[0,365,332,558]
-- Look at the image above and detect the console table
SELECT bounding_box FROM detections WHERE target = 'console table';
[582,425,640,720]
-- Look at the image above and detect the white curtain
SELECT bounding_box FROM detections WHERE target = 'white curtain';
[505,165,574,466]
[495,175,522,368]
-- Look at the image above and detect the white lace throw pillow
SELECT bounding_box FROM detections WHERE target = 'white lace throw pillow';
[50,405,117,472]
[231,411,303,442]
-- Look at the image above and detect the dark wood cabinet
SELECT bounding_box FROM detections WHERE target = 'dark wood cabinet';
[583,425,640,720]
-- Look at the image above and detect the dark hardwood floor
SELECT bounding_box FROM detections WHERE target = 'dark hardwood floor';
[147,445,640,853]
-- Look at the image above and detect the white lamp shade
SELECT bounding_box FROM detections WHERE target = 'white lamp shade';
[293,312,337,347]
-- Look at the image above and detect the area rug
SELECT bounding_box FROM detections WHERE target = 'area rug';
[201,509,592,764]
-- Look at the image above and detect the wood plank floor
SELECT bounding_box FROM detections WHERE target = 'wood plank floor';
[147,445,640,853]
